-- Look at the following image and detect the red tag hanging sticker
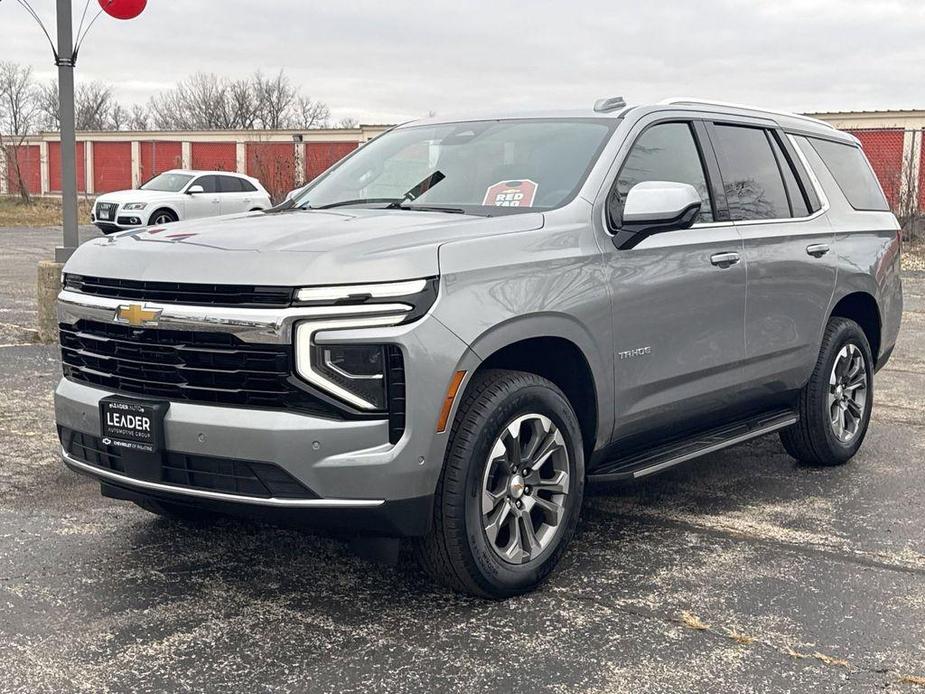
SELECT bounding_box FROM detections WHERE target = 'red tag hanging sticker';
[483,180,538,207]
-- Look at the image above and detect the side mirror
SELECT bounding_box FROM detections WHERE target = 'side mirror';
[612,181,702,250]
[186,184,205,195]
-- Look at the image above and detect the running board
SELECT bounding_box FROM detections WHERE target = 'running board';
[588,409,799,482]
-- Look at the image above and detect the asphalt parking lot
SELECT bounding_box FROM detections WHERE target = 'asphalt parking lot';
[1,225,923,693]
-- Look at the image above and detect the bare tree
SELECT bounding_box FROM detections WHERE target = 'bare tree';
[129,103,149,131]
[36,79,60,130]
[0,61,40,202]
[148,69,332,130]
[108,102,128,131]
[254,70,296,129]
[336,116,359,129]
[293,95,330,129]
[37,79,117,131]
[76,82,115,130]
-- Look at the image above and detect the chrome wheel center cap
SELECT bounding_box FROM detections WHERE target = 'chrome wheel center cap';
[509,474,526,499]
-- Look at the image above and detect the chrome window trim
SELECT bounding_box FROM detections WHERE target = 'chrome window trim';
[62,448,385,508]
[57,289,411,344]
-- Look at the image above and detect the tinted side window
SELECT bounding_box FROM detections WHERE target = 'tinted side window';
[218,176,243,193]
[768,134,809,217]
[193,175,218,193]
[239,178,258,192]
[615,122,714,224]
[711,125,791,221]
[808,138,889,211]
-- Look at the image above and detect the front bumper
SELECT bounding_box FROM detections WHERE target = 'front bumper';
[54,296,476,535]
[91,209,145,234]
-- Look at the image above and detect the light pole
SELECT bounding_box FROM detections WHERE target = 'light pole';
[55,0,78,262]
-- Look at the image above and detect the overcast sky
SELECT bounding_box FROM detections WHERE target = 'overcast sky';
[0,0,922,124]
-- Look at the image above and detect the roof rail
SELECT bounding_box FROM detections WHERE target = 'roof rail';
[658,97,836,130]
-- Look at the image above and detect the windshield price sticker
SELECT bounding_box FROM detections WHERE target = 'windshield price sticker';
[483,180,538,207]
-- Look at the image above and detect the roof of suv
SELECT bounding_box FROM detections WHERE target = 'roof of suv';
[404,98,855,144]
[163,169,262,181]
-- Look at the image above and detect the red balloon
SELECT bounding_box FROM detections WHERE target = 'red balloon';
[98,0,147,20]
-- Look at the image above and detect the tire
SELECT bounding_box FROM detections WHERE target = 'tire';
[414,369,585,599]
[780,317,874,466]
[134,498,223,524]
[148,209,178,226]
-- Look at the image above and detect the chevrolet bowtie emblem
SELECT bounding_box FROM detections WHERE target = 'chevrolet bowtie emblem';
[114,303,162,327]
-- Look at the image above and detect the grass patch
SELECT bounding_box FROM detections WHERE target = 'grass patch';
[0,196,94,228]
[905,241,925,272]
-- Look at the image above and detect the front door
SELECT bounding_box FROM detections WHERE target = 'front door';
[185,175,222,219]
[599,119,747,441]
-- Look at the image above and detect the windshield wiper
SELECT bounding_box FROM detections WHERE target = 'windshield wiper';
[385,171,446,209]
[311,171,455,212]
[314,198,406,210]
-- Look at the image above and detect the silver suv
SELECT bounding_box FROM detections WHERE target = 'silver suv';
[55,98,903,598]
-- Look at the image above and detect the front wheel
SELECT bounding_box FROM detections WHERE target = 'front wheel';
[148,209,178,226]
[780,317,874,466]
[414,370,585,598]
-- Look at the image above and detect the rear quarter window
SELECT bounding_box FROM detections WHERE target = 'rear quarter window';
[806,138,889,211]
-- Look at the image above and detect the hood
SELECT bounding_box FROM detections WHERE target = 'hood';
[95,189,182,205]
[65,208,544,286]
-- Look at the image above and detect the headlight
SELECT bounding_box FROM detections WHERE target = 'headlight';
[123,202,148,210]
[312,343,389,410]
[292,278,435,410]
[294,277,438,324]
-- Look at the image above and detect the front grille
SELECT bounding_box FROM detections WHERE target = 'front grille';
[63,274,295,308]
[59,320,339,417]
[60,427,317,499]
[95,202,117,221]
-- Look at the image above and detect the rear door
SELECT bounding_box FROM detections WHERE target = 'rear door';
[706,121,836,398]
[599,118,748,440]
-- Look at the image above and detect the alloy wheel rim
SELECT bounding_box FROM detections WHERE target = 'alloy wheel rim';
[480,413,570,565]
[153,214,171,224]
[827,343,868,443]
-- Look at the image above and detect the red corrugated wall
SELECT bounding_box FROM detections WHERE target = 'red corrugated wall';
[6,145,41,196]
[93,141,132,193]
[48,141,86,192]
[247,142,295,201]
[305,142,357,182]
[191,142,236,171]
[848,129,905,210]
[140,141,182,182]
[919,133,925,212]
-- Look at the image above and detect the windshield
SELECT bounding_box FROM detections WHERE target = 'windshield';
[293,118,615,214]
[141,173,194,193]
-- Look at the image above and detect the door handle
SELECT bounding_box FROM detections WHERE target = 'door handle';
[212,198,221,204]
[710,251,740,268]
[806,243,830,258]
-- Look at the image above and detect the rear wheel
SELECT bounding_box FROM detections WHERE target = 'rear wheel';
[780,317,873,466]
[148,208,177,226]
[414,369,585,598]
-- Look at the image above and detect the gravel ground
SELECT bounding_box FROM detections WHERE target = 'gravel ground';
[1,226,924,693]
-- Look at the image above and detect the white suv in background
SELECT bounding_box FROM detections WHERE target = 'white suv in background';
[90,169,272,234]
